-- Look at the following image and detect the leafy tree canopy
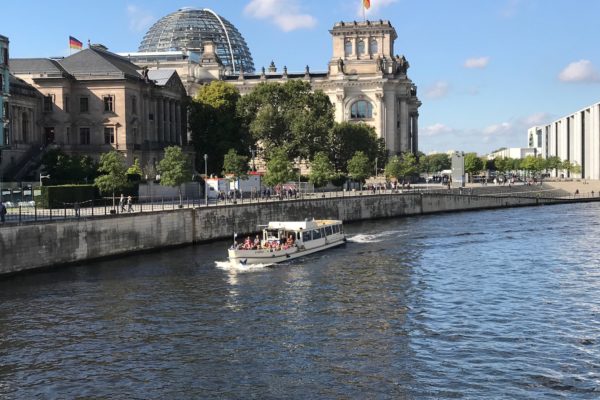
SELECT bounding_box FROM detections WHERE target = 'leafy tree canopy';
[464,152,484,177]
[42,149,98,184]
[222,148,249,179]
[94,151,129,207]
[263,148,296,187]
[158,146,193,205]
[237,80,334,161]
[126,158,143,177]
[309,152,335,188]
[420,153,451,174]
[190,81,251,175]
[347,151,372,183]
[328,122,383,173]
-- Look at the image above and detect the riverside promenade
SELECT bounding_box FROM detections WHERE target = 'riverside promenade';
[0,181,597,276]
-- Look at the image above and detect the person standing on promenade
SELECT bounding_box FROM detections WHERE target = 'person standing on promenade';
[0,201,6,223]
[119,194,126,213]
[127,196,133,212]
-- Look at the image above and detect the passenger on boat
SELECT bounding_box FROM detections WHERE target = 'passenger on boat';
[286,234,295,246]
[243,236,252,250]
[254,235,261,249]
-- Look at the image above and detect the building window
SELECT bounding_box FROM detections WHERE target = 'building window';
[132,96,137,114]
[104,127,115,144]
[79,127,90,145]
[22,112,28,143]
[350,100,373,119]
[80,97,89,113]
[63,95,70,112]
[149,112,154,121]
[3,48,8,66]
[344,40,352,57]
[43,95,53,112]
[370,39,378,54]
[103,95,114,112]
[357,40,365,55]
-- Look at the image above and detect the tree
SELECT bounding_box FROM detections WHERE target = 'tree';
[347,151,371,183]
[222,148,249,179]
[41,149,98,184]
[263,148,296,188]
[94,151,129,209]
[237,80,334,161]
[158,146,193,206]
[384,155,402,181]
[464,152,484,181]
[420,153,450,174]
[126,158,143,178]
[190,81,251,175]
[328,122,381,172]
[387,152,419,182]
[544,156,561,172]
[309,152,335,188]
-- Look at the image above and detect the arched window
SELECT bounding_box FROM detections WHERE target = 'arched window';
[370,39,378,54]
[344,40,352,56]
[350,100,373,119]
[357,40,365,55]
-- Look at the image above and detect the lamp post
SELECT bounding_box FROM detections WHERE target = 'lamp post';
[40,174,50,187]
[204,154,208,206]
[375,157,378,178]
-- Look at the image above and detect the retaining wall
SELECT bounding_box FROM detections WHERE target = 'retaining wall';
[0,193,555,275]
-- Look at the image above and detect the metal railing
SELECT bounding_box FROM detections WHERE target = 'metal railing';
[0,184,594,227]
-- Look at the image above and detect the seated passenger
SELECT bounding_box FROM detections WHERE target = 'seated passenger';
[286,234,295,246]
[254,235,261,249]
[243,236,252,250]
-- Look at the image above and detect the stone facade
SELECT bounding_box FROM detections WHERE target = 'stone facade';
[0,34,9,148]
[130,20,421,156]
[7,45,189,178]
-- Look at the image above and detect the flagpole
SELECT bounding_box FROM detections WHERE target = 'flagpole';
[362,3,366,22]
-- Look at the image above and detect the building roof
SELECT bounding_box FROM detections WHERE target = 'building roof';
[58,46,142,80]
[9,58,67,76]
[146,69,177,86]
[9,74,41,97]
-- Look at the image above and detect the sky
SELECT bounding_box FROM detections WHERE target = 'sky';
[4,0,600,155]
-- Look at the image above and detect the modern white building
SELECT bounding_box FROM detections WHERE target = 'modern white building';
[528,100,600,179]
[487,147,539,160]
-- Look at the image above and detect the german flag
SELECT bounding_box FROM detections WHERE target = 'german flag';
[69,36,83,50]
[363,0,371,9]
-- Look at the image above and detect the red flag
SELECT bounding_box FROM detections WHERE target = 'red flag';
[69,36,83,50]
[363,0,371,9]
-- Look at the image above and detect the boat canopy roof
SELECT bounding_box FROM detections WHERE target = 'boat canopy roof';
[267,220,342,231]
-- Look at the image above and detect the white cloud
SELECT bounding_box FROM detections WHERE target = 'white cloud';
[358,0,399,17]
[483,122,512,136]
[422,123,453,137]
[425,81,450,99]
[523,112,551,126]
[126,5,154,32]
[245,0,317,32]
[464,57,490,69]
[558,60,600,83]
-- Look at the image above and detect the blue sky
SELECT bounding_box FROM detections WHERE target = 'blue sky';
[4,0,600,155]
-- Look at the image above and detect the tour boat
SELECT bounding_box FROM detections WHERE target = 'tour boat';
[228,219,346,265]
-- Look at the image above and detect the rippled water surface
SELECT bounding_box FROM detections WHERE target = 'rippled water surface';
[2,203,600,399]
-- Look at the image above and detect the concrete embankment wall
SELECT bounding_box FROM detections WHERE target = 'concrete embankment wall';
[0,193,555,275]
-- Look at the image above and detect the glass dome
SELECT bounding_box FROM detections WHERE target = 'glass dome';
[139,7,255,73]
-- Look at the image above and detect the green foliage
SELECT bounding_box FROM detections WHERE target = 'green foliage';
[420,153,451,173]
[42,149,98,184]
[309,152,335,188]
[237,80,334,161]
[126,158,143,177]
[94,151,129,203]
[390,152,419,180]
[347,151,371,183]
[545,156,562,171]
[190,81,250,175]
[38,185,97,209]
[263,148,296,187]
[158,146,192,204]
[328,122,381,173]
[222,148,249,179]
[464,152,484,177]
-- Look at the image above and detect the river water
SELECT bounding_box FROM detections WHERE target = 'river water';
[1,203,599,399]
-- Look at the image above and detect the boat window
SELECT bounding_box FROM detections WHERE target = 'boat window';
[325,226,333,236]
[332,225,339,234]
[312,229,322,240]
[302,231,312,242]
[321,228,326,237]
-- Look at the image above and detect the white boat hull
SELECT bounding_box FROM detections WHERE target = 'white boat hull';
[228,236,345,265]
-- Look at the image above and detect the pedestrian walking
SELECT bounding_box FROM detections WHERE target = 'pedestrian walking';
[119,193,126,212]
[127,195,133,212]
[0,201,6,223]
[74,201,80,217]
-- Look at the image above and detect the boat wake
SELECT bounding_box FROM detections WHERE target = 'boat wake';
[215,261,272,272]
[347,230,403,243]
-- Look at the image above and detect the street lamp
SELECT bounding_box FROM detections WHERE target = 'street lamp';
[40,174,50,187]
[375,157,378,178]
[204,154,208,206]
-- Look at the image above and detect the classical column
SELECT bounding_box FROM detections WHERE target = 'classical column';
[412,113,419,153]
[175,102,181,145]
[157,98,163,143]
[399,99,409,153]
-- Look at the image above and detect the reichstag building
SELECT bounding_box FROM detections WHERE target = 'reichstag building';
[125,7,421,155]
